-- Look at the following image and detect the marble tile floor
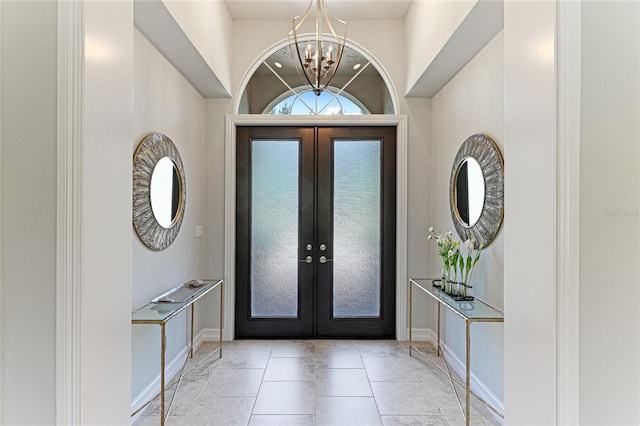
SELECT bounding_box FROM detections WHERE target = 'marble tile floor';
[134,340,501,426]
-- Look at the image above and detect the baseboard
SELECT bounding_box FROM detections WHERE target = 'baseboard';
[193,328,221,352]
[409,328,504,422]
[130,345,189,420]
[408,327,437,344]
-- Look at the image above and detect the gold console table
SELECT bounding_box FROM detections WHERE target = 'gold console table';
[409,278,503,426]
[132,279,223,425]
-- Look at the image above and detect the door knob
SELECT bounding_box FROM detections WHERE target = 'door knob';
[300,256,313,264]
[319,256,333,264]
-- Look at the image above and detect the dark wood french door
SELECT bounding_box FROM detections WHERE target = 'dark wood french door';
[235,126,396,338]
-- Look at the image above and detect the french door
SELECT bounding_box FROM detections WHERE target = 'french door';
[235,126,396,338]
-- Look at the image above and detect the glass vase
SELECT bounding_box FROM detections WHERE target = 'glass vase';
[461,267,474,298]
[445,268,454,295]
[451,273,460,297]
[440,266,448,292]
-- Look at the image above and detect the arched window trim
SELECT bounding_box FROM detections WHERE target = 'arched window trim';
[235,34,399,115]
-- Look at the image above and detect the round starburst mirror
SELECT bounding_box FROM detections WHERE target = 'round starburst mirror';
[450,134,504,248]
[133,133,186,251]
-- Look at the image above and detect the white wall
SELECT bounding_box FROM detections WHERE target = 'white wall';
[0,1,57,423]
[132,27,208,402]
[203,98,229,327]
[162,0,233,95]
[429,30,504,404]
[579,2,640,424]
[405,97,431,283]
[81,1,134,423]
[202,99,226,332]
[503,1,557,424]
[405,0,476,92]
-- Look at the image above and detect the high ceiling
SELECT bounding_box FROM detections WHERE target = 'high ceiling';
[224,0,413,21]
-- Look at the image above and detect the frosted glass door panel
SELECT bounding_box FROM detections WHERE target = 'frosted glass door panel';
[333,140,381,318]
[251,140,299,318]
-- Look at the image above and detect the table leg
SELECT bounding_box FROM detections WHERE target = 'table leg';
[160,323,166,426]
[219,281,224,358]
[465,320,471,426]
[409,280,413,356]
[190,304,195,358]
[437,303,441,357]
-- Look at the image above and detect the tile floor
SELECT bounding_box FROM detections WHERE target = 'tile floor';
[134,340,501,426]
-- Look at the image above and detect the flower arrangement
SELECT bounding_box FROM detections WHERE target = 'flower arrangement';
[427,227,459,293]
[428,226,483,300]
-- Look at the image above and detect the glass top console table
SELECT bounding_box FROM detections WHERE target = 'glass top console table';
[132,279,223,425]
[409,278,503,425]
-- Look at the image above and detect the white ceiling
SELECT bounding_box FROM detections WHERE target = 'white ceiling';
[224,0,413,21]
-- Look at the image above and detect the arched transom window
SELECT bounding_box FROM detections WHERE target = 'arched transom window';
[239,41,395,115]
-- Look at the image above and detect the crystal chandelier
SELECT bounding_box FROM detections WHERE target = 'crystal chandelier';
[289,0,347,96]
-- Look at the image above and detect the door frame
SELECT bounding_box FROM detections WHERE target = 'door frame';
[224,114,408,341]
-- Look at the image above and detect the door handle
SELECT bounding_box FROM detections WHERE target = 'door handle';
[319,256,333,264]
[300,256,313,264]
